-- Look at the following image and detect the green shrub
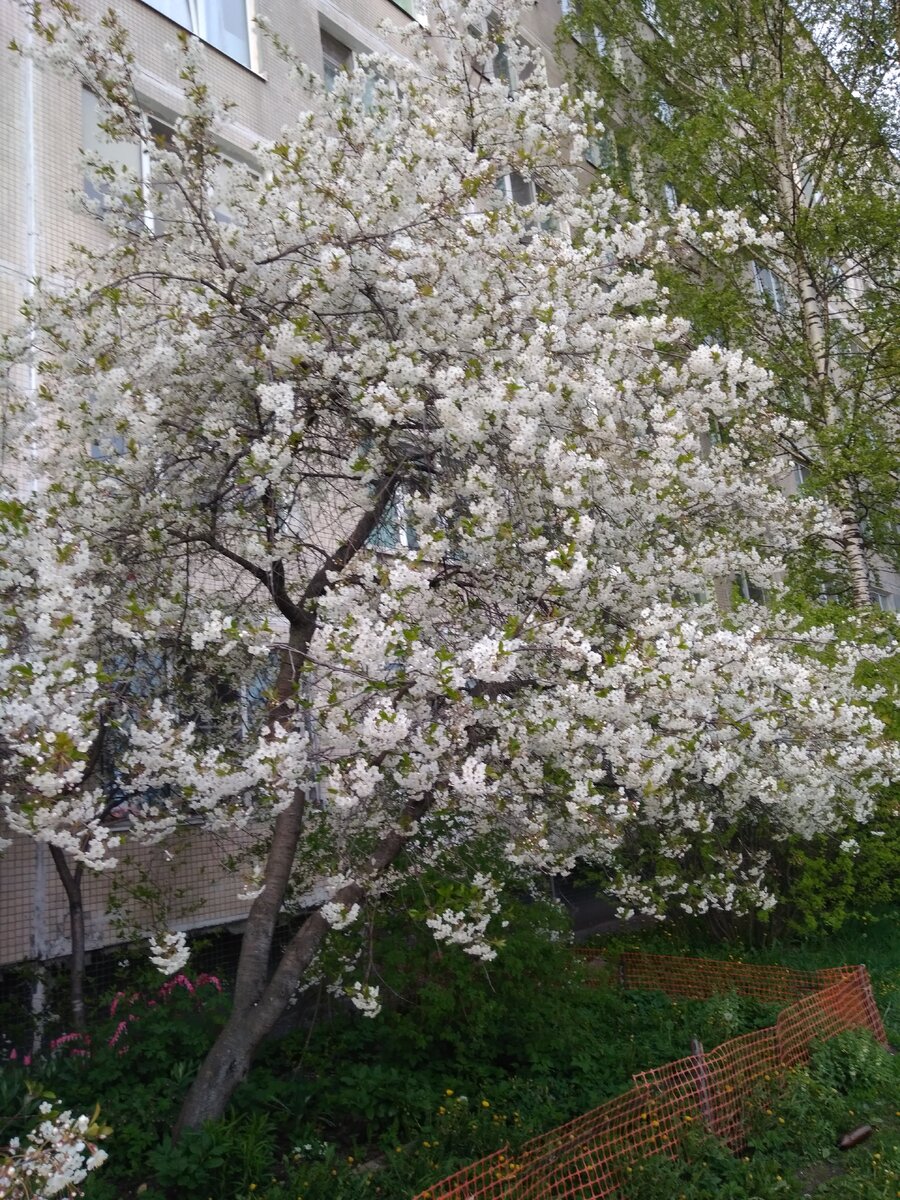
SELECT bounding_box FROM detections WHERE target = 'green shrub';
[809,1028,899,1097]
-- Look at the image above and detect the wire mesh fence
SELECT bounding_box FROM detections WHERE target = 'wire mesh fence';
[572,946,850,1002]
[412,954,888,1200]
[0,823,256,969]
[0,821,259,1046]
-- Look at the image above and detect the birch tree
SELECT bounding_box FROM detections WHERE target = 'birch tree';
[566,0,900,607]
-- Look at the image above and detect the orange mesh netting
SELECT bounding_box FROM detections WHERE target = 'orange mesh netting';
[413,957,887,1200]
[572,947,850,1003]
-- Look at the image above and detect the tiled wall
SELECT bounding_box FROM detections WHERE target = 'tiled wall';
[0,823,256,966]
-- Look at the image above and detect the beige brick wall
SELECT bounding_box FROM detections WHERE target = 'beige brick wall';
[0,823,255,966]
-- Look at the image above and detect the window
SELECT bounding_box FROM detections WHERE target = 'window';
[794,154,824,208]
[736,572,768,605]
[367,489,419,552]
[83,88,250,233]
[561,0,606,51]
[83,94,186,233]
[143,0,253,69]
[497,171,537,207]
[873,589,897,613]
[470,16,539,91]
[495,174,561,237]
[752,261,786,313]
[583,130,632,194]
[90,429,127,461]
[387,0,429,27]
[321,30,354,92]
[656,97,675,127]
[319,28,385,112]
[584,130,615,170]
[81,88,143,207]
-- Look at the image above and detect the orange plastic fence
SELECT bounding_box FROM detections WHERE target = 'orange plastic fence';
[413,957,887,1200]
[572,947,850,1003]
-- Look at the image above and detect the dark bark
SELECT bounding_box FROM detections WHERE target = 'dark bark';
[176,478,410,1132]
[175,796,431,1134]
[231,622,313,1014]
[49,846,86,1031]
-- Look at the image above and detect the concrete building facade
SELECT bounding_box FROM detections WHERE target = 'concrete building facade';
[0,0,566,969]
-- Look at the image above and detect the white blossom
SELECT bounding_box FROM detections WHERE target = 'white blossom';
[147,930,190,976]
[0,1106,109,1199]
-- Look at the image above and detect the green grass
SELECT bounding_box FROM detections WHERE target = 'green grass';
[3,903,899,1200]
[596,905,900,1045]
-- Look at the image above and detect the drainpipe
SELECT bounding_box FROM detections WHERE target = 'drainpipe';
[22,15,50,1049]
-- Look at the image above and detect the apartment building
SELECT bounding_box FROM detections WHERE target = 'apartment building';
[0,0,569,971]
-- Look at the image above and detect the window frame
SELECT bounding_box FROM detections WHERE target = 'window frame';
[736,572,768,606]
[560,0,606,52]
[386,0,429,28]
[321,28,355,92]
[82,87,254,234]
[138,0,257,72]
[872,588,898,613]
[468,14,541,92]
[752,261,787,314]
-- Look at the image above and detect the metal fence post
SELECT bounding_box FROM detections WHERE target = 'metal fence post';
[691,1038,715,1133]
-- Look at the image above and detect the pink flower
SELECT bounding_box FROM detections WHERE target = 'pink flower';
[50,1031,92,1057]
[110,990,139,1018]
[108,1020,129,1049]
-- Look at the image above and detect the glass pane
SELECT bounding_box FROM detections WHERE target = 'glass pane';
[510,171,535,206]
[368,501,400,550]
[584,132,614,170]
[81,88,142,201]
[321,31,353,91]
[202,0,250,67]
[492,42,511,86]
[147,119,186,235]
[323,60,340,91]
[146,0,192,27]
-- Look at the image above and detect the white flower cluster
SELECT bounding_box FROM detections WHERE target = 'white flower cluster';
[147,930,190,977]
[1,1103,108,1199]
[425,874,502,962]
[346,982,381,1019]
[4,0,898,968]
[320,902,361,931]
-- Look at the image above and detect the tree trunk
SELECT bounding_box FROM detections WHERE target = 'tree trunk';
[840,505,873,608]
[770,101,874,607]
[175,797,431,1133]
[232,622,312,1014]
[175,906,332,1133]
[49,846,86,1031]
